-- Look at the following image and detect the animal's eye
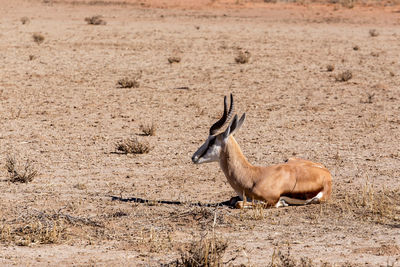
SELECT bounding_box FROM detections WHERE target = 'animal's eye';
[208,137,216,146]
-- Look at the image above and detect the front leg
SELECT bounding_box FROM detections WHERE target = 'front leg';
[229,196,268,209]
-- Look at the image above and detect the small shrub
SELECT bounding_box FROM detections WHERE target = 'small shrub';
[5,155,37,183]
[335,70,352,82]
[235,50,251,64]
[28,55,36,61]
[20,17,30,25]
[117,77,140,88]
[116,137,151,154]
[0,220,64,246]
[168,56,181,64]
[269,246,315,267]
[326,64,335,72]
[370,51,379,57]
[179,236,228,267]
[353,45,359,51]
[84,15,106,25]
[140,123,156,136]
[73,183,87,190]
[32,33,44,44]
[369,29,379,37]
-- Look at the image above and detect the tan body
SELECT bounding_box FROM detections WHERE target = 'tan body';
[191,94,333,208]
[220,136,332,207]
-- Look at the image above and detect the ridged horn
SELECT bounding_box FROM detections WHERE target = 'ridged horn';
[209,93,234,135]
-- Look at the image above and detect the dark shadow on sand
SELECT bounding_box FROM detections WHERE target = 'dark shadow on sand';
[109,195,233,208]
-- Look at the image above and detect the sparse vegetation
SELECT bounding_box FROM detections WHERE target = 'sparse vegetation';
[326,64,335,72]
[353,45,359,51]
[85,15,106,25]
[177,235,228,267]
[117,71,142,88]
[20,17,30,25]
[140,123,157,136]
[235,50,251,64]
[5,155,37,183]
[369,29,379,37]
[335,70,352,82]
[168,56,181,64]
[269,246,314,267]
[117,77,140,88]
[0,215,65,246]
[28,54,36,61]
[32,33,44,44]
[116,137,151,154]
[73,183,87,190]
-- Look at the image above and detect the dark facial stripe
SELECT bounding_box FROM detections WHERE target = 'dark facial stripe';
[198,136,216,159]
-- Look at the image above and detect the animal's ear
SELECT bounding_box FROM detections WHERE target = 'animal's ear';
[225,113,245,137]
[234,113,246,133]
[223,114,237,140]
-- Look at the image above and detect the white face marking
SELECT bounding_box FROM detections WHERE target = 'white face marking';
[192,136,222,164]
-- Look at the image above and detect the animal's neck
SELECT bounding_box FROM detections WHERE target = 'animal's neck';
[219,136,257,197]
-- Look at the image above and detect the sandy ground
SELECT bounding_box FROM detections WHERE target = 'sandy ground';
[0,0,400,266]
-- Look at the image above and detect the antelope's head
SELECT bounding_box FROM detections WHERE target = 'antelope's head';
[192,94,245,164]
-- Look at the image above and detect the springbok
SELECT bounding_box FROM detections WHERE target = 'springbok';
[191,94,332,208]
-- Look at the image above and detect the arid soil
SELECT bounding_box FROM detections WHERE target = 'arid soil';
[0,0,400,266]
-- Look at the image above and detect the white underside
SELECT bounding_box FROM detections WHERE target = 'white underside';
[275,191,324,208]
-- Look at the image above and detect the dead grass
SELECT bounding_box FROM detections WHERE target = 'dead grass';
[177,234,228,267]
[20,16,30,25]
[84,15,106,25]
[117,71,142,88]
[5,155,37,183]
[0,218,65,246]
[116,137,151,154]
[269,246,315,267]
[73,183,87,190]
[235,50,251,64]
[168,56,181,64]
[117,77,140,88]
[329,183,400,225]
[335,70,352,82]
[140,123,157,136]
[326,64,335,72]
[32,33,44,44]
[369,29,379,37]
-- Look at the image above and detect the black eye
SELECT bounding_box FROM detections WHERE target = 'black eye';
[208,137,216,146]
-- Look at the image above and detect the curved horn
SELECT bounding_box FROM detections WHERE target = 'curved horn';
[209,93,234,135]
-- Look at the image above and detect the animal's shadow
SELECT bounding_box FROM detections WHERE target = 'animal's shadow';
[109,195,234,208]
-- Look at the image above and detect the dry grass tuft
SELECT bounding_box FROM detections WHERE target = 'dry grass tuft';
[0,218,65,246]
[5,155,37,183]
[178,235,228,267]
[32,33,44,44]
[117,71,142,88]
[326,64,335,72]
[235,50,251,64]
[369,29,379,37]
[73,183,87,190]
[140,123,157,136]
[269,246,315,267]
[84,15,106,25]
[20,17,30,25]
[117,77,140,88]
[335,70,352,82]
[168,56,181,64]
[329,183,400,225]
[116,137,151,154]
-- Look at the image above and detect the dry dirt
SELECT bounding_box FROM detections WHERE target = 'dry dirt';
[1,0,400,266]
